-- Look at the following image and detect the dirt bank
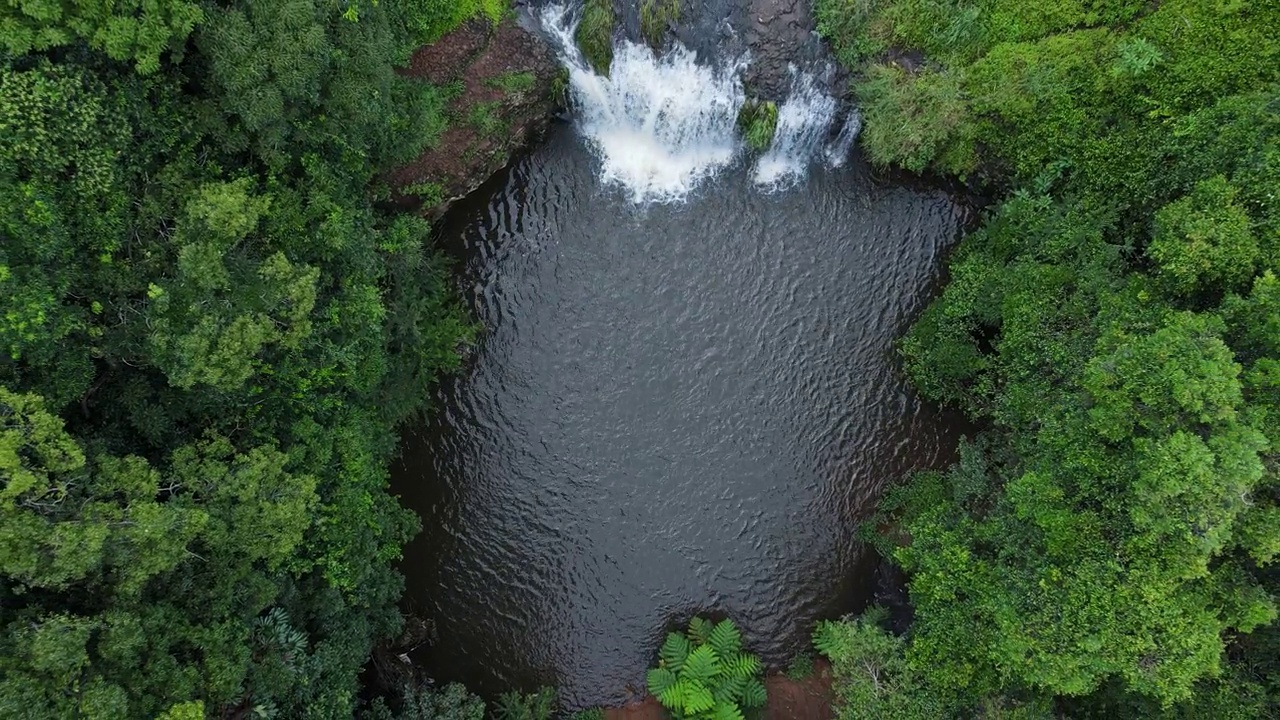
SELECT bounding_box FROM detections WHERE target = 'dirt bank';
[391,16,561,217]
[603,661,836,720]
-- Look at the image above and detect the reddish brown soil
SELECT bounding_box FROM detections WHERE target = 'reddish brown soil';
[391,18,559,215]
[404,22,492,84]
[603,661,836,720]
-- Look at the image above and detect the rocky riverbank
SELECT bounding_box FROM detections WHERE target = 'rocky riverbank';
[391,15,562,217]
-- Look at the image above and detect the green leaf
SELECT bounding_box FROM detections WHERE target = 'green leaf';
[712,701,745,720]
[682,680,715,715]
[647,667,678,697]
[658,677,692,712]
[659,631,691,673]
[740,678,767,708]
[689,616,713,645]
[723,652,761,679]
[712,675,745,705]
[683,645,722,685]
[707,619,743,659]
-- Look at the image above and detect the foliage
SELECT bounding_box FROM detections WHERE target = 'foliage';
[494,686,557,720]
[0,0,482,717]
[487,71,538,95]
[571,708,606,720]
[818,0,1280,716]
[785,650,814,681]
[404,181,449,207]
[401,0,508,44]
[854,64,974,174]
[818,610,951,719]
[815,0,890,68]
[576,0,615,75]
[0,0,203,73]
[737,99,779,153]
[815,610,1059,719]
[646,617,767,720]
[640,0,681,48]
[1148,176,1258,296]
[363,682,486,720]
[466,100,506,135]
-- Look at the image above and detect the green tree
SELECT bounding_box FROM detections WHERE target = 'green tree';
[1148,177,1259,295]
[0,0,202,73]
[0,0,484,716]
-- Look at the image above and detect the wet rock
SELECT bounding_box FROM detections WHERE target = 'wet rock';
[743,0,815,100]
[390,17,561,218]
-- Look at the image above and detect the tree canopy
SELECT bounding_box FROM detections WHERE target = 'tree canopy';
[818,0,1280,715]
[0,0,486,716]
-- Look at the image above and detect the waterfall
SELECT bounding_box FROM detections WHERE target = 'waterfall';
[824,107,862,168]
[752,70,838,188]
[539,4,861,201]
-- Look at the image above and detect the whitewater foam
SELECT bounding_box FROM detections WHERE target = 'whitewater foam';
[752,69,838,188]
[539,5,861,202]
[542,5,745,202]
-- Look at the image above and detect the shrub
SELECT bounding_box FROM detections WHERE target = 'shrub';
[646,617,767,719]
[409,0,508,44]
[1148,176,1258,295]
[815,0,891,68]
[785,651,815,680]
[363,682,485,720]
[494,687,557,720]
[814,611,957,720]
[855,64,974,174]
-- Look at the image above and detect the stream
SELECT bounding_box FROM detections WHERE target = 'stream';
[392,2,971,709]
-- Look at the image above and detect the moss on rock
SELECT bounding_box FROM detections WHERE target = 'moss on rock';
[576,0,615,75]
[737,98,779,152]
[640,0,680,49]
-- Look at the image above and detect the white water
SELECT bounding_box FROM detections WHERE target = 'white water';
[539,5,861,201]
[825,108,863,168]
[753,69,838,187]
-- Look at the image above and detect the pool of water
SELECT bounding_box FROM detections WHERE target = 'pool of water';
[392,121,970,707]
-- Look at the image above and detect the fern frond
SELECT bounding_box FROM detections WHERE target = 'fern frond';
[658,678,688,711]
[495,691,528,720]
[683,645,721,685]
[740,678,767,709]
[682,681,715,715]
[812,620,841,658]
[724,652,761,679]
[712,701,745,720]
[707,619,742,659]
[660,631,691,673]
[647,667,678,697]
[713,674,745,705]
[688,616,712,645]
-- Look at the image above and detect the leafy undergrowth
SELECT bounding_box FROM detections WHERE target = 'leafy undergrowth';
[647,618,767,719]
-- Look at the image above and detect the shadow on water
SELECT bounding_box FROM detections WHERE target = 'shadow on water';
[391,122,972,708]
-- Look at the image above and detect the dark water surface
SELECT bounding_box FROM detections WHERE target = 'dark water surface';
[393,125,969,707]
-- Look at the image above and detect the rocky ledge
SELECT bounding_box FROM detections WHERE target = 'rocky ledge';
[391,16,561,217]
